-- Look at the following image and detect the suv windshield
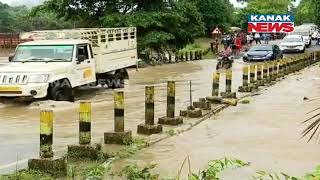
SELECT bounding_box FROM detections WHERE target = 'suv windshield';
[249,45,272,51]
[283,37,303,42]
[12,45,74,62]
[293,31,310,36]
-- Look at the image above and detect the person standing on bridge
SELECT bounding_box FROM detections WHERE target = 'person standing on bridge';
[254,33,261,44]
[316,32,320,45]
[240,31,245,45]
[235,35,242,56]
[222,34,229,49]
[264,33,270,44]
[247,33,253,46]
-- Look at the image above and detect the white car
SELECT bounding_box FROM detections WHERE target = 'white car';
[280,35,305,53]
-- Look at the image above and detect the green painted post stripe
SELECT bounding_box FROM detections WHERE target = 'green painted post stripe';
[167,81,175,118]
[79,122,91,132]
[250,65,255,83]
[145,86,155,125]
[114,92,124,132]
[282,60,287,75]
[79,102,91,145]
[269,63,273,80]
[263,63,268,79]
[243,66,249,87]
[243,75,248,86]
[226,70,232,93]
[212,72,220,96]
[257,64,262,80]
[40,110,54,158]
[272,62,277,79]
[278,62,282,77]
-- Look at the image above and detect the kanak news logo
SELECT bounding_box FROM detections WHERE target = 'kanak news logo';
[248,14,294,33]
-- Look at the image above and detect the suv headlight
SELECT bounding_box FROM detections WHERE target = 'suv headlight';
[28,74,49,83]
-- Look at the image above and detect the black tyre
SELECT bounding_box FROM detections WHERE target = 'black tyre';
[216,61,223,70]
[48,80,74,102]
[108,69,128,89]
[224,61,232,69]
[109,77,124,89]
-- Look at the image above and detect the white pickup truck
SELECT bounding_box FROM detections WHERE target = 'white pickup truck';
[0,28,138,101]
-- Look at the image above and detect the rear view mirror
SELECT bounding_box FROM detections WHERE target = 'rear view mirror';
[8,55,14,62]
[77,55,86,63]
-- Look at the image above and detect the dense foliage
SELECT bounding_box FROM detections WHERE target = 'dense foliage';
[196,0,234,33]
[31,0,206,56]
[0,2,72,33]
[0,0,236,57]
[312,0,320,26]
[294,0,315,25]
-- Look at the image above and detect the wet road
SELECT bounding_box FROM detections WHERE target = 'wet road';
[0,41,319,174]
[112,62,320,180]
[0,58,242,173]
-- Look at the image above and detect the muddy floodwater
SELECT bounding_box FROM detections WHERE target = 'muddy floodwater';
[112,65,320,179]
[0,41,320,175]
[0,58,247,172]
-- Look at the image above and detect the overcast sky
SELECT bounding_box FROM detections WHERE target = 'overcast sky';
[0,0,301,8]
[0,0,43,7]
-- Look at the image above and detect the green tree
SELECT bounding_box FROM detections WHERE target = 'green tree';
[35,0,205,58]
[0,2,13,32]
[247,0,291,14]
[294,0,315,25]
[232,7,259,32]
[0,2,72,33]
[196,0,234,33]
[312,0,320,26]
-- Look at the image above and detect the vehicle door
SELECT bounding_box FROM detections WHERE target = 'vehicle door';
[74,44,96,86]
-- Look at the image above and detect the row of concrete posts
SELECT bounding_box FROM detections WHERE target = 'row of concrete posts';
[239,52,320,92]
[174,50,204,62]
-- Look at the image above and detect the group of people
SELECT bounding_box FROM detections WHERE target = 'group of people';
[221,32,245,56]
[220,32,273,56]
[247,33,273,45]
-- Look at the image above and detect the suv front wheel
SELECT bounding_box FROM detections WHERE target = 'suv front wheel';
[48,80,74,102]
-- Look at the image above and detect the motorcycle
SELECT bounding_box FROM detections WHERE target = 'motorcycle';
[216,51,234,70]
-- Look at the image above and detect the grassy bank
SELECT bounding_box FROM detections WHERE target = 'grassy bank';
[179,37,223,60]
[0,138,148,180]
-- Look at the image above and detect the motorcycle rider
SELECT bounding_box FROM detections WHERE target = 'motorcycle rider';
[222,45,232,57]
[216,45,232,70]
